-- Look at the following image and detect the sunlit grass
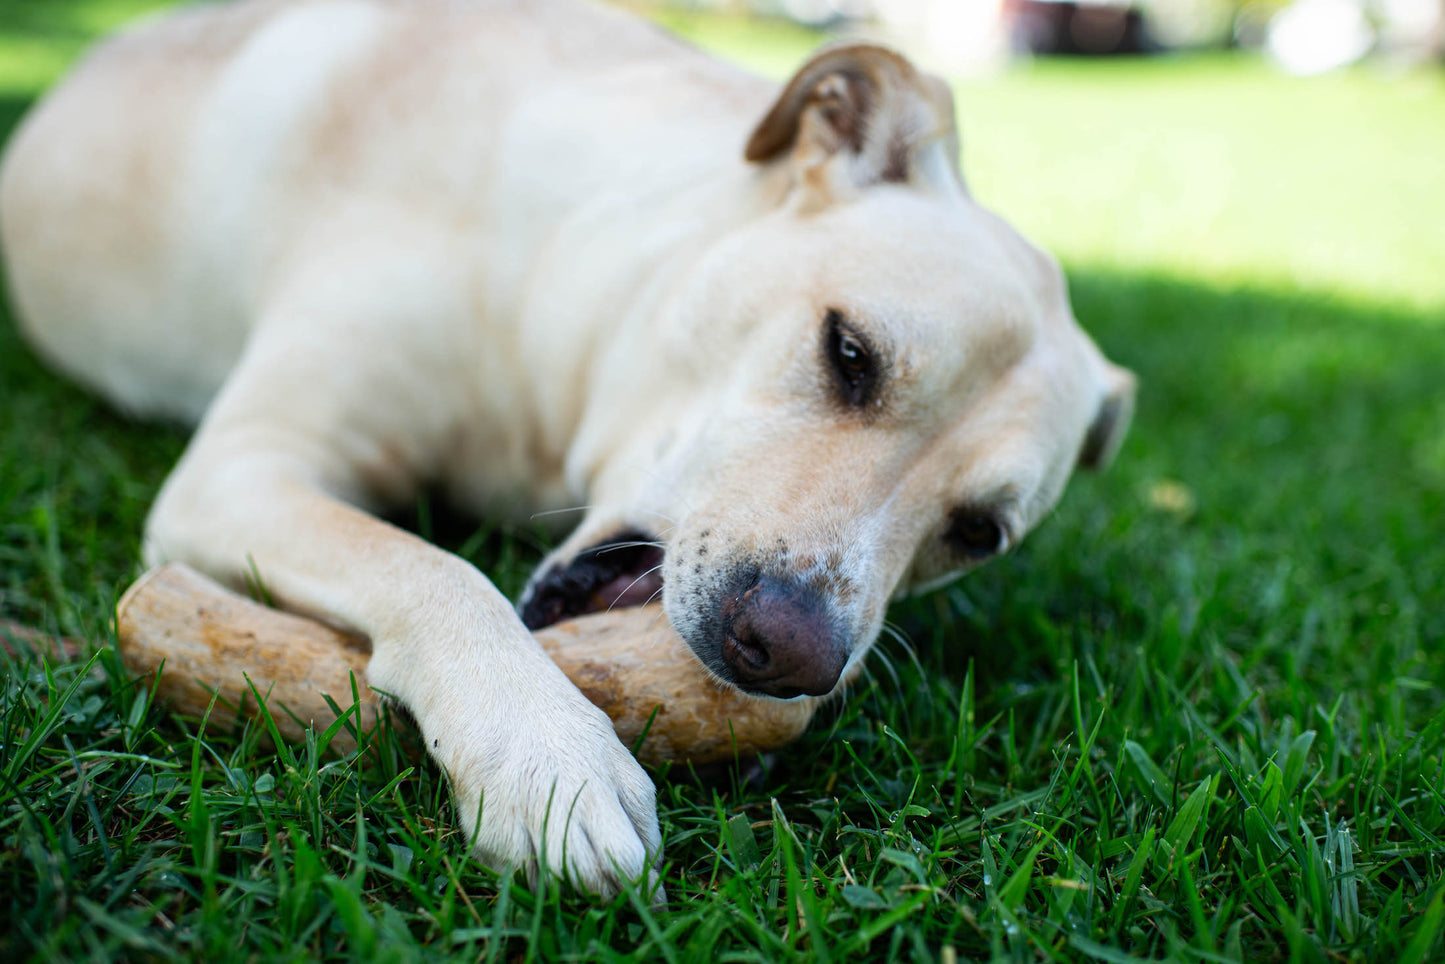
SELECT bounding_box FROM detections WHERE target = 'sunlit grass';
[957,57,1445,314]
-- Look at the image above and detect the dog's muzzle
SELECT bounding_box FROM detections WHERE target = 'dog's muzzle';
[521,533,849,700]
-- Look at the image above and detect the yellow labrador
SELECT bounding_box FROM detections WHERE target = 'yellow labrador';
[0,0,1134,897]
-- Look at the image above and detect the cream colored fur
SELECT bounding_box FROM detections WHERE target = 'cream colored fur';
[0,0,1133,898]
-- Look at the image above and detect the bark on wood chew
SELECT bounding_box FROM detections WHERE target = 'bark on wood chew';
[115,563,817,763]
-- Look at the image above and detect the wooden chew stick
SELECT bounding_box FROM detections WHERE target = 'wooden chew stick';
[115,563,817,764]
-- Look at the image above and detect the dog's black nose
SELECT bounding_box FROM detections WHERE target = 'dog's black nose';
[721,575,847,698]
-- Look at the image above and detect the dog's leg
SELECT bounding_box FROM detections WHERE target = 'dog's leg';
[142,290,660,898]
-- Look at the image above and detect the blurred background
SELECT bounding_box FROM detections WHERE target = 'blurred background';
[645,0,1444,74]
[0,0,1441,313]
[618,0,1445,316]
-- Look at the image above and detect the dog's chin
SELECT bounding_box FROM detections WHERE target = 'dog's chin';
[519,529,665,631]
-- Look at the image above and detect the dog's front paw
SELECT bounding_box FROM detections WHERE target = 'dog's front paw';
[441,689,662,899]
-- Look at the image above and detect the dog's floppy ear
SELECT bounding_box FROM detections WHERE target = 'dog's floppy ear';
[1079,360,1137,471]
[744,44,962,202]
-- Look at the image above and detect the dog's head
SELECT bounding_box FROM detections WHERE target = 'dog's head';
[520,45,1134,699]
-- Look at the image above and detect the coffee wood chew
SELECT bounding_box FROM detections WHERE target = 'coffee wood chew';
[115,563,817,763]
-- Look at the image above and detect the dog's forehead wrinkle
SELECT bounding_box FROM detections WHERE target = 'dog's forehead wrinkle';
[813,191,1040,285]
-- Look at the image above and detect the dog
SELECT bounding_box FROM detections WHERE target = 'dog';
[0,0,1134,897]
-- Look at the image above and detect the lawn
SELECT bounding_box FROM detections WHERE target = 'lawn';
[2,2,1443,962]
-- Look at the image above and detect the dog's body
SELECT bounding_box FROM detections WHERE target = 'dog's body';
[1,0,1133,895]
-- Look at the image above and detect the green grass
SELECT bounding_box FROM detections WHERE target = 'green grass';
[3,2,1444,962]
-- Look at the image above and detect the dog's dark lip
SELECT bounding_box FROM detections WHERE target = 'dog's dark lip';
[520,529,664,631]
[729,676,810,701]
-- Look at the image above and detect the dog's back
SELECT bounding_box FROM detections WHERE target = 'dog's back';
[1,0,743,422]
[1,1,289,418]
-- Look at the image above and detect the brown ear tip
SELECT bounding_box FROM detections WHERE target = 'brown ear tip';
[743,128,777,163]
[743,100,799,164]
[742,42,940,170]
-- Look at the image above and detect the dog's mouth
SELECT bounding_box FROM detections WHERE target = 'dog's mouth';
[519,529,665,631]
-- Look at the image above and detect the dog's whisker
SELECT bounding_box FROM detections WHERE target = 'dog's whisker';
[643,605,672,634]
[866,643,905,703]
[529,505,593,520]
[528,504,681,529]
[604,564,666,614]
[880,620,917,654]
[879,621,930,694]
[593,541,666,553]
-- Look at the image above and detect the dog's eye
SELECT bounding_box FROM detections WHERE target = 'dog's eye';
[825,310,875,407]
[948,511,1005,558]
